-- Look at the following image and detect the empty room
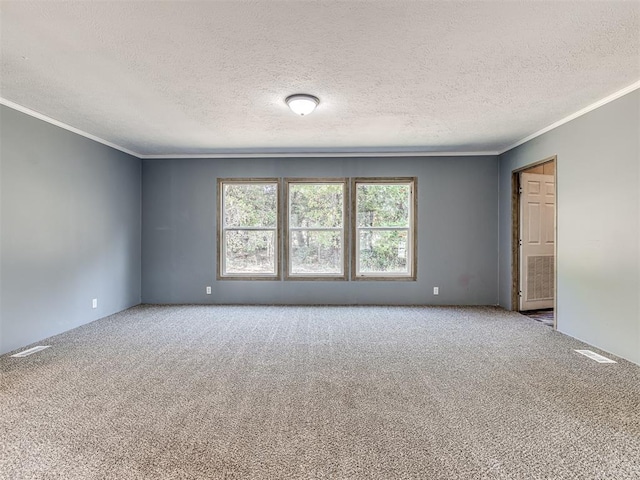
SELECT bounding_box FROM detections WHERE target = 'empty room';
[1,1,639,479]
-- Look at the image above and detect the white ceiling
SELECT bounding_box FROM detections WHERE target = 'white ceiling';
[1,0,639,157]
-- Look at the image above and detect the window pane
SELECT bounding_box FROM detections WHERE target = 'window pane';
[290,230,342,275]
[358,230,409,274]
[224,183,277,228]
[289,183,343,228]
[224,230,276,274]
[357,184,410,227]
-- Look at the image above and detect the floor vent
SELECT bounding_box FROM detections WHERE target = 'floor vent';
[10,346,51,358]
[575,349,616,364]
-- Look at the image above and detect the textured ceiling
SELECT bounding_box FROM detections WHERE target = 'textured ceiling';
[1,1,639,156]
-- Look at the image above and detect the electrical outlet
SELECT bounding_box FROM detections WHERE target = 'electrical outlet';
[206,286,212,295]
[433,287,439,295]
[92,298,98,309]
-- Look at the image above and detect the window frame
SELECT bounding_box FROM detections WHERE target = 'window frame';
[351,177,417,281]
[284,178,349,281]
[217,178,281,280]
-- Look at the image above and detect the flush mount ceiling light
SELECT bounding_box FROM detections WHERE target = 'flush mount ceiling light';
[286,94,319,116]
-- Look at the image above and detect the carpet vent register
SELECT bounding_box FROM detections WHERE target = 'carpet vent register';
[574,349,617,363]
[10,345,50,358]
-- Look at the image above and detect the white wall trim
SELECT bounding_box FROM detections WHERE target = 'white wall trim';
[138,151,499,159]
[498,80,640,155]
[4,80,639,160]
[0,98,142,158]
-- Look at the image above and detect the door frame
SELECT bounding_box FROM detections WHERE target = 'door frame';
[511,155,558,329]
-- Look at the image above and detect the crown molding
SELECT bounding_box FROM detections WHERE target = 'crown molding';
[138,151,499,159]
[0,98,142,157]
[498,80,640,155]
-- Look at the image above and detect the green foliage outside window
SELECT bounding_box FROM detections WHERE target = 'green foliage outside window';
[220,179,414,278]
[223,183,277,275]
[356,183,411,274]
[289,183,343,274]
[357,184,410,227]
[224,183,277,227]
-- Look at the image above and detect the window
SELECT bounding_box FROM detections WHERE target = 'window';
[285,179,347,280]
[217,176,417,281]
[352,178,416,280]
[218,179,280,279]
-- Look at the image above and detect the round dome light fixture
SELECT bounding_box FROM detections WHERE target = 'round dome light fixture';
[286,94,319,116]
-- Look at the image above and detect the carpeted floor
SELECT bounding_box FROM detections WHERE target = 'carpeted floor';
[1,305,639,479]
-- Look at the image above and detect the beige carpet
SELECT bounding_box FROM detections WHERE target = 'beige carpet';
[1,305,639,479]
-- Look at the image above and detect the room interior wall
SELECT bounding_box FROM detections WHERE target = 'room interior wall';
[498,90,640,365]
[7,88,636,362]
[142,155,499,306]
[0,106,142,355]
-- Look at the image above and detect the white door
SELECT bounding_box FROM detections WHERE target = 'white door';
[519,173,555,311]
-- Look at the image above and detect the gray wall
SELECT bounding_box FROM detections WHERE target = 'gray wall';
[142,156,499,306]
[498,90,640,364]
[0,106,142,354]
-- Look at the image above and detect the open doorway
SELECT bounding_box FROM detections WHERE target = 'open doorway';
[511,156,557,328]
